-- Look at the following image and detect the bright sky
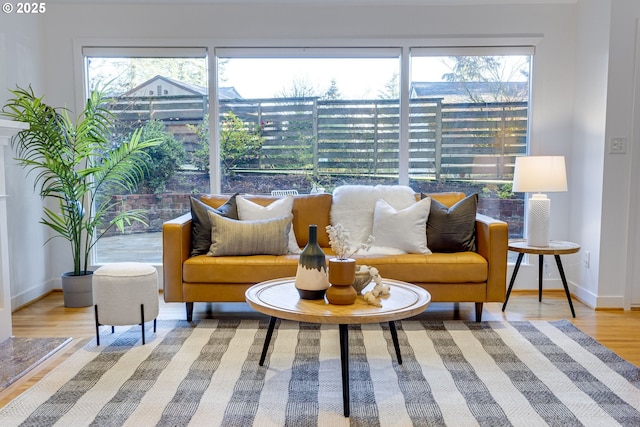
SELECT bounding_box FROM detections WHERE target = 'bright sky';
[87,55,529,99]
[221,57,452,99]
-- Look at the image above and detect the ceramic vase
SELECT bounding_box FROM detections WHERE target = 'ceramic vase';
[326,258,357,305]
[294,225,329,299]
[353,270,373,294]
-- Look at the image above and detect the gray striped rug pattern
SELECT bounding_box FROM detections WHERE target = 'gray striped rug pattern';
[0,319,638,427]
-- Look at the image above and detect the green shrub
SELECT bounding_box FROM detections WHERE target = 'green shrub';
[189,112,265,175]
[497,183,514,199]
[137,119,186,193]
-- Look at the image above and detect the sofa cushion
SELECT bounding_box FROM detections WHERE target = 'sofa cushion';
[207,211,292,256]
[420,192,466,207]
[184,254,302,283]
[183,251,487,284]
[352,252,487,283]
[190,195,238,257]
[426,193,478,253]
[372,197,431,254]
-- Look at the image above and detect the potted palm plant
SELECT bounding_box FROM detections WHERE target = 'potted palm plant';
[1,86,160,307]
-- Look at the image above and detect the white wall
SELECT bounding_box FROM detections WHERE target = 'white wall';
[12,1,640,309]
[600,0,640,308]
[570,0,611,307]
[0,13,50,308]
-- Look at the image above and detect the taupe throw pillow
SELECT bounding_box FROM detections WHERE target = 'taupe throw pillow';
[190,195,238,257]
[207,211,293,256]
[426,193,478,253]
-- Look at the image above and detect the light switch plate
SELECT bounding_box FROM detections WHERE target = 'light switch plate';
[610,137,627,154]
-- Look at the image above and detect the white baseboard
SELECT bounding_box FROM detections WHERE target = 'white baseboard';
[11,279,55,311]
[569,281,627,309]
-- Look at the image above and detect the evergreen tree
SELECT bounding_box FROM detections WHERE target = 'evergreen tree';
[323,78,341,100]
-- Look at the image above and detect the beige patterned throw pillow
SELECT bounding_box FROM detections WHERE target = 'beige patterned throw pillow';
[207,211,293,256]
[236,195,301,254]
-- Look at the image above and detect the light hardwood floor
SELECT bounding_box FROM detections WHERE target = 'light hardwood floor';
[2,290,639,408]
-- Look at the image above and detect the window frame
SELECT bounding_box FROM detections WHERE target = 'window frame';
[75,37,538,266]
[214,44,534,190]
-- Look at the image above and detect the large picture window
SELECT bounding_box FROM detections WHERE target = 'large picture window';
[84,47,208,264]
[213,47,530,238]
[213,49,402,194]
[82,44,531,265]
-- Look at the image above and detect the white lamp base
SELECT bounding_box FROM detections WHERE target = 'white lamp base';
[527,194,550,247]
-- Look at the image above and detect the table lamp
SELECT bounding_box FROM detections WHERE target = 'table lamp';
[512,156,567,247]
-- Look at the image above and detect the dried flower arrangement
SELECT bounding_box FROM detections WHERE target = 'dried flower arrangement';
[325,224,374,260]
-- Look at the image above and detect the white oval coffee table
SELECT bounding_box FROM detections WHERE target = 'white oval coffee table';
[245,277,431,417]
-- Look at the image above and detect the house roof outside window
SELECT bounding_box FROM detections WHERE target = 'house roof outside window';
[122,75,242,99]
[410,81,528,103]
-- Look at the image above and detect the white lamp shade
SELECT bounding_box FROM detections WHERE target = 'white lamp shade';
[512,156,568,193]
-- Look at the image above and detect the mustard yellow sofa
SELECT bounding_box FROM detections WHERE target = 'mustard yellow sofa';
[162,191,508,322]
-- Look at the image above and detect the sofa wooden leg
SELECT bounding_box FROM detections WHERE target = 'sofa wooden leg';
[186,302,194,322]
[475,303,483,322]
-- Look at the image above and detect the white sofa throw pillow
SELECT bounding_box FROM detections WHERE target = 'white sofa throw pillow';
[372,197,432,254]
[236,195,301,254]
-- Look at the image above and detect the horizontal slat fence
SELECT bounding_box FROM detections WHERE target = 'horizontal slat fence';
[113,95,527,181]
[110,95,208,123]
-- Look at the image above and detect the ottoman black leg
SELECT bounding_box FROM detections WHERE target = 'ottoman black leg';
[94,305,100,346]
[141,304,146,345]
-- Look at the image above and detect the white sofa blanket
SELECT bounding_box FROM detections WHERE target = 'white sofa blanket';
[330,185,417,248]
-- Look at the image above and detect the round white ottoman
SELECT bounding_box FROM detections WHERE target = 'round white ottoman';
[93,262,159,345]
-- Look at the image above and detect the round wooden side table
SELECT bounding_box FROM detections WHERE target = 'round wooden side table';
[502,239,580,317]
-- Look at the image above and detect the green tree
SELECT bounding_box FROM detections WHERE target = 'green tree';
[136,119,187,193]
[87,57,213,95]
[220,112,265,174]
[378,72,399,99]
[277,77,320,98]
[188,115,210,173]
[441,56,529,102]
[189,113,265,176]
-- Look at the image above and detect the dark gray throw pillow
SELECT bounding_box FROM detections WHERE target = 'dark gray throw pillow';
[190,194,238,257]
[426,193,478,253]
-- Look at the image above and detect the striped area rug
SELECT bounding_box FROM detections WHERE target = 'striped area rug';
[0,319,638,426]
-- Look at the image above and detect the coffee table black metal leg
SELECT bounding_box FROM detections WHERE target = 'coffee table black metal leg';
[339,324,350,417]
[554,255,576,318]
[259,316,278,366]
[389,321,402,365]
[502,252,524,311]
